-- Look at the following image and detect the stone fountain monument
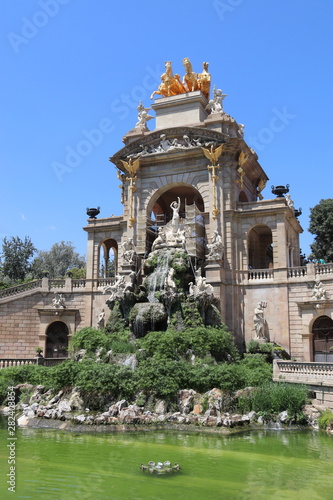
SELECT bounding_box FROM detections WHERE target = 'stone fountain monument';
[104,193,222,337]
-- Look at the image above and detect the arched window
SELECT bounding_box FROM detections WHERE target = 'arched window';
[248,225,273,269]
[312,316,333,362]
[99,239,118,278]
[46,321,69,358]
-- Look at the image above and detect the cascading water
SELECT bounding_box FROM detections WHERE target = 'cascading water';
[146,251,171,302]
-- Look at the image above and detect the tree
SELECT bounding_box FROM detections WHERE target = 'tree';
[308,199,333,263]
[1,236,36,282]
[31,241,86,279]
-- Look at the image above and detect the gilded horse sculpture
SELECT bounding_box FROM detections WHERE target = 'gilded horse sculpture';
[151,59,212,100]
[182,57,199,92]
[150,61,186,99]
[197,62,211,100]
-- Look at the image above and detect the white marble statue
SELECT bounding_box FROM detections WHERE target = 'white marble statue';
[206,230,224,260]
[253,301,267,339]
[151,227,167,252]
[170,197,181,234]
[285,194,295,212]
[136,101,154,128]
[238,123,245,137]
[52,293,65,308]
[121,238,135,264]
[103,274,126,302]
[311,278,328,300]
[189,268,214,297]
[205,86,227,114]
[97,308,105,329]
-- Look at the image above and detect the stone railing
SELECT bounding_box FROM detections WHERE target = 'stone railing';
[96,278,115,288]
[49,279,66,288]
[316,262,333,276]
[0,280,42,299]
[0,359,38,369]
[273,360,333,385]
[0,357,68,369]
[248,269,274,281]
[288,266,307,278]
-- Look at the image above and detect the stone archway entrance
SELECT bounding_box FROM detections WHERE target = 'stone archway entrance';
[312,316,333,362]
[46,321,69,358]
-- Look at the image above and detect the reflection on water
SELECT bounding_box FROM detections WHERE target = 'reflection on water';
[0,417,332,500]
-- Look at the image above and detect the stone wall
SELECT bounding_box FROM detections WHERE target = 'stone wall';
[0,287,91,359]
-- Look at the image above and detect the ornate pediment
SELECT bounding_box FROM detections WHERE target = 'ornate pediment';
[110,127,233,168]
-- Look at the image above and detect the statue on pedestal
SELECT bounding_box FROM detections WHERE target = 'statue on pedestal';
[121,238,136,265]
[253,301,267,340]
[206,230,224,260]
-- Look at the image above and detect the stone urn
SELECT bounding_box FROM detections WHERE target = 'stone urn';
[86,207,100,219]
[271,185,289,198]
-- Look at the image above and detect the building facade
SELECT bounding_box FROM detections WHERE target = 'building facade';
[1,60,333,363]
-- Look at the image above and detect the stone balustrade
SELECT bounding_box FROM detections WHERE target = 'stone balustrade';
[0,359,38,369]
[273,359,333,385]
[0,263,331,300]
[316,262,333,275]
[0,280,42,299]
[0,357,67,369]
[288,266,307,278]
[248,269,274,281]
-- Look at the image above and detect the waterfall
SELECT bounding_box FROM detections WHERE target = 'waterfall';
[146,252,170,302]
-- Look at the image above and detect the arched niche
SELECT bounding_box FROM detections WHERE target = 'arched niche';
[145,184,206,259]
[46,321,69,358]
[99,238,118,278]
[312,315,333,362]
[148,184,205,224]
[239,191,248,202]
[248,224,273,269]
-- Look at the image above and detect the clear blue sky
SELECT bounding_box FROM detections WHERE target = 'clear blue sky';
[1,0,332,259]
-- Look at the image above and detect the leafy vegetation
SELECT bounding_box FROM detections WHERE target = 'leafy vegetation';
[308,198,333,262]
[31,241,85,279]
[318,409,333,430]
[137,326,240,362]
[1,236,36,283]
[0,325,312,423]
[237,382,309,419]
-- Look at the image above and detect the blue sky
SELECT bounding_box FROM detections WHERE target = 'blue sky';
[1,0,332,259]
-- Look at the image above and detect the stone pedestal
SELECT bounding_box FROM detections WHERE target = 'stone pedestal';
[205,259,225,319]
[151,91,208,128]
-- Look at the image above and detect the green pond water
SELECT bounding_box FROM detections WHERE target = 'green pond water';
[0,419,332,500]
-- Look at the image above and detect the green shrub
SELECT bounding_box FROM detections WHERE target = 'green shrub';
[237,382,309,417]
[135,358,190,400]
[237,354,273,386]
[318,409,333,430]
[69,327,109,355]
[137,326,239,362]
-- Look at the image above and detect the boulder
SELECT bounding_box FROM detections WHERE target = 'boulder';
[68,389,84,411]
[155,399,167,415]
[178,389,196,414]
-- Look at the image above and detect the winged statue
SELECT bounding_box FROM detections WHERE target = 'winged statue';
[238,150,249,167]
[120,157,141,177]
[201,143,224,165]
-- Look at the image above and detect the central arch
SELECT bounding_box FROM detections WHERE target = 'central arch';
[145,184,206,259]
